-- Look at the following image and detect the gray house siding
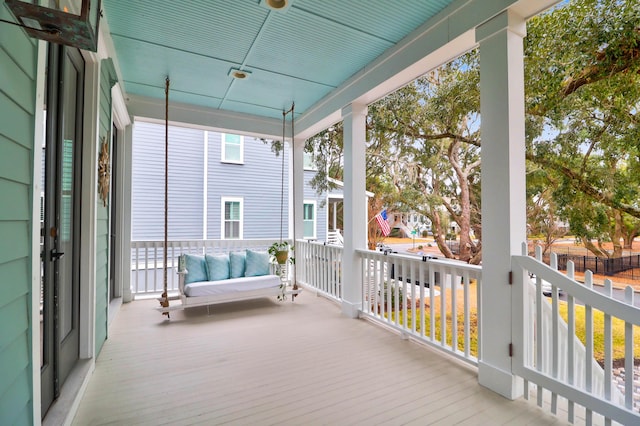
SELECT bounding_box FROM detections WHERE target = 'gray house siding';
[0,8,37,424]
[131,121,334,243]
[131,121,204,240]
[206,132,289,239]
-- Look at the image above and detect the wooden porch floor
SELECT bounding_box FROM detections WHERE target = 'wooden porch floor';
[73,293,566,425]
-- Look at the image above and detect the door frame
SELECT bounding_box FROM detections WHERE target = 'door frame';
[31,41,104,423]
[31,40,48,423]
[110,82,132,310]
[40,42,86,418]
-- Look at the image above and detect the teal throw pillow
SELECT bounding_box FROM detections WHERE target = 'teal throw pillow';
[229,251,246,278]
[244,249,270,277]
[205,254,230,281]
[183,254,208,284]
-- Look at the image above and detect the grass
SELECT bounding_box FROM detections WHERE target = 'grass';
[393,307,479,357]
[381,285,638,364]
[381,286,480,357]
[558,303,640,365]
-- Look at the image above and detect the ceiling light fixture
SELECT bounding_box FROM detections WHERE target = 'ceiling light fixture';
[260,0,292,12]
[228,68,252,80]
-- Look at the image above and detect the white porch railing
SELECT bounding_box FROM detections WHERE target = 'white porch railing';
[326,229,344,246]
[130,239,291,295]
[295,240,343,301]
[357,250,482,366]
[513,243,639,425]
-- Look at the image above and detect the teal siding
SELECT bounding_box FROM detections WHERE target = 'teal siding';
[0,4,38,425]
[95,60,115,356]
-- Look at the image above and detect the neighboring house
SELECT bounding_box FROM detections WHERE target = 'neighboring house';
[388,212,432,237]
[131,120,328,242]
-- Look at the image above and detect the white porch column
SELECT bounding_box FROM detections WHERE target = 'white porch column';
[121,123,134,303]
[291,137,305,243]
[341,103,367,318]
[477,10,527,399]
[291,137,305,286]
[332,201,337,231]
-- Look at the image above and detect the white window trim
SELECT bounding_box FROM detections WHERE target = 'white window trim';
[220,133,244,164]
[221,196,243,239]
[303,199,317,239]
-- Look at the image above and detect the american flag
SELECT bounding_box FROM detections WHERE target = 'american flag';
[375,209,391,236]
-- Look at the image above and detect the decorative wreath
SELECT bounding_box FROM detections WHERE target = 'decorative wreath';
[98,134,110,207]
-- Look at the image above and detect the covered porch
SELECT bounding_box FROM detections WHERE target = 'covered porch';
[73,295,564,425]
[3,0,638,424]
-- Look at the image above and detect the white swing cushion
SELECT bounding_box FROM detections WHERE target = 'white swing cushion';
[183,274,281,297]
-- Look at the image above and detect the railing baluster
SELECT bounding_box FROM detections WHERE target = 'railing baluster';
[321,244,326,294]
[315,244,320,294]
[476,270,481,363]
[387,258,392,324]
[535,247,544,408]
[604,279,612,426]
[134,244,139,294]
[624,286,634,411]
[566,261,575,423]
[429,265,436,341]
[394,259,400,326]
[144,244,149,294]
[331,246,336,297]
[463,270,470,359]
[411,261,416,334]
[440,265,446,348]
[419,261,425,339]
[585,270,593,425]
[451,268,458,353]
[151,243,156,293]
[551,255,559,415]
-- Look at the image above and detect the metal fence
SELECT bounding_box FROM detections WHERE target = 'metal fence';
[556,253,640,277]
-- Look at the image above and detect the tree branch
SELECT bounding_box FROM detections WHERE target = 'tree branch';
[528,153,640,218]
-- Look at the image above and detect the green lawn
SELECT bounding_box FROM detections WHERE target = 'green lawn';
[558,303,640,364]
[386,299,638,364]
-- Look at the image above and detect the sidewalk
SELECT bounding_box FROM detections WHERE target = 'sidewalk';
[572,271,640,292]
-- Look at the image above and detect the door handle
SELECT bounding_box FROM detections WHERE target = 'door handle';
[50,249,65,261]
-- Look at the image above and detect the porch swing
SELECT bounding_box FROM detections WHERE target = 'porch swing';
[157,80,299,316]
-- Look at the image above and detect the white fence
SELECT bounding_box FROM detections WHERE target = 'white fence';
[513,244,639,425]
[357,250,482,366]
[295,240,343,301]
[130,239,290,295]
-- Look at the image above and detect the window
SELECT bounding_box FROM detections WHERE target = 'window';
[303,201,316,239]
[221,133,243,163]
[221,197,243,239]
[303,151,315,170]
